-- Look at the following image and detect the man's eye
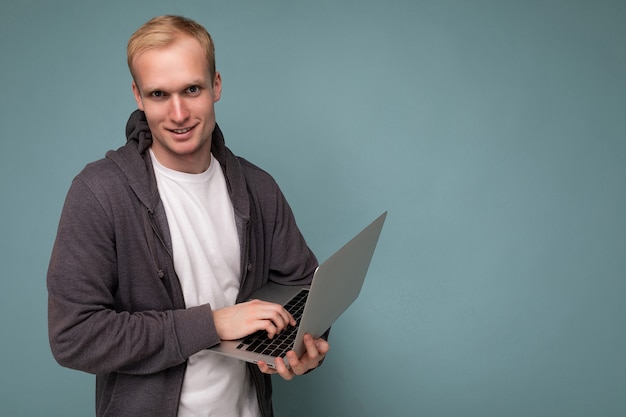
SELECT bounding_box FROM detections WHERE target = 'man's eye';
[187,86,200,94]
[151,91,164,98]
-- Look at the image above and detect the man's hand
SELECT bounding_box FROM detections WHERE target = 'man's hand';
[213,300,296,341]
[257,333,330,380]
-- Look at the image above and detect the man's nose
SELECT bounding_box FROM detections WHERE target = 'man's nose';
[169,96,189,123]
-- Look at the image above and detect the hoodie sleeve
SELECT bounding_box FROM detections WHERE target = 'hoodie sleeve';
[267,185,318,286]
[237,157,319,289]
[47,167,219,376]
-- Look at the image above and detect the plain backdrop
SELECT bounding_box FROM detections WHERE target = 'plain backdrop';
[1,1,625,416]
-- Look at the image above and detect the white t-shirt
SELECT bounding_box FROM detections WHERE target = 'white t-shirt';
[150,149,260,417]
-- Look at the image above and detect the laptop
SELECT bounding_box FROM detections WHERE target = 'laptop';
[209,211,387,368]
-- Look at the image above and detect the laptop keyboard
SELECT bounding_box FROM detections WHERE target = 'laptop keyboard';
[236,289,309,359]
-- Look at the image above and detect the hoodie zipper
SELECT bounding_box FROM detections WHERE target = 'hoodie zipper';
[143,207,171,280]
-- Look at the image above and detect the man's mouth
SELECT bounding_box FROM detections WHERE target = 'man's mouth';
[171,127,192,134]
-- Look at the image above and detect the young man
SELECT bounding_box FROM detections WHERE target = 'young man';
[47,15,329,417]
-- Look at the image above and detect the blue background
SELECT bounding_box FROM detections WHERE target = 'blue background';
[1,1,625,416]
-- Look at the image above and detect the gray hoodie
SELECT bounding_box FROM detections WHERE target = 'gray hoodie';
[47,110,318,417]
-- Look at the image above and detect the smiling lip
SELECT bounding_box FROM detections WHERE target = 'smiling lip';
[167,125,196,139]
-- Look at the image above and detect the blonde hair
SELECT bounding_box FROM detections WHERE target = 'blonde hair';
[127,15,216,82]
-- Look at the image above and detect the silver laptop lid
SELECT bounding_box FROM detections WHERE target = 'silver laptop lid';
[291,211,387,355]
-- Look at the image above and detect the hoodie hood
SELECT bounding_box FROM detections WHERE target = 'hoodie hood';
[125,109,152,153]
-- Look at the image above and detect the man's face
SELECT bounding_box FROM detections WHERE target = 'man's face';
[131,36,222,173]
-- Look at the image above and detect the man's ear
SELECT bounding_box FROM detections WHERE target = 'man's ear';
[132,81,145,111]
[212,72,222,103]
